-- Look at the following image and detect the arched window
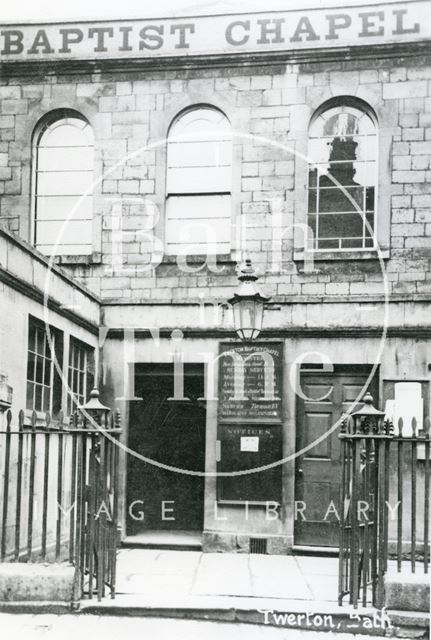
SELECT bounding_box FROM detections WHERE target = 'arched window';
[307,102,377,251]
[166,106,232,255]
[33,112,94,256]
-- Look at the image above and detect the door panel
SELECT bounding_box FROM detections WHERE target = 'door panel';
[295,370,377,547]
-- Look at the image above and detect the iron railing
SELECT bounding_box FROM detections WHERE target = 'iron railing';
[0,408,121,604]
[338,414,430,608]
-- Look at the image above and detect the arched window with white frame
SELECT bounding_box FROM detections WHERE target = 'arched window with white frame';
[166,106,232,255]
[33,111,94,256]
[307,101,377,251]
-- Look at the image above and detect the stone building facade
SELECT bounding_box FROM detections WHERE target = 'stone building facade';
[0,2,430,553]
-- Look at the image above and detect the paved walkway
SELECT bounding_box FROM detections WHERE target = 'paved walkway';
[1,551,424,636]
[114,549,340,603]
[74,551,426,636]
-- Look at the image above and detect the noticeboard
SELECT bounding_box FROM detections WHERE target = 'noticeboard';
[218,342,283,424]
[216,341,284,503]
[217,424,282,504]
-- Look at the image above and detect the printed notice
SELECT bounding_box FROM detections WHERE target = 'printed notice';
[241,436,259,452]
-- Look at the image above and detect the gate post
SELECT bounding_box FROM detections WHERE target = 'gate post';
[75,389,121,602]
[338,393,393,608]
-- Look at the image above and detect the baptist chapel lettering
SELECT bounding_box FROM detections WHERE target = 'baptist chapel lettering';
[0,3,424,59]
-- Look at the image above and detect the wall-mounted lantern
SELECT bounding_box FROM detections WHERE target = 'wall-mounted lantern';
[228,259,270,341]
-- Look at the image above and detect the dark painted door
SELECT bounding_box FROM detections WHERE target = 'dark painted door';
[295,368,378,547]
[127,364,206,534]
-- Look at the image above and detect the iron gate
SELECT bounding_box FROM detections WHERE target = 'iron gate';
[0,404,121,604]
[338,394,430,608]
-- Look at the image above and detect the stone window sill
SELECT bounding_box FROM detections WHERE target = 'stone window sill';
[161,253,236,266]
[293,249,390,262]
[52,253,102,266]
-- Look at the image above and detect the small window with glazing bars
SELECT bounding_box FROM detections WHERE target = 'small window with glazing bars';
[67,337,95,415]
[26,316,63,416]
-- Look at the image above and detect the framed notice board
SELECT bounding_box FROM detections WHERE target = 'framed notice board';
[216,341,284,504]
[218,341,283,423]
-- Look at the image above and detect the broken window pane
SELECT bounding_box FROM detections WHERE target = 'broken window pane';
[307,105,377,251]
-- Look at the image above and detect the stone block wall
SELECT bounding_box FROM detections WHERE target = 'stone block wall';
[1,53,431,305]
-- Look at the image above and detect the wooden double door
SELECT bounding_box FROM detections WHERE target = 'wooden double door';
[295,367,378,547]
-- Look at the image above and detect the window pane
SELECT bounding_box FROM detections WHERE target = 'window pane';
[171,107,231,136]
[365,212,375,237]
[355,137,377,162]
[36,196,93,222]
[323,163,363,187]
[308,188,317,213]
[167,193,232,221]
[40,120,92,147]
[353,162,376,187]
[37,171,94,196]
[44,335,51,357]
[35,356,44,384]
[318,213,364,239]
[27,353,35,381]
[43,386,50,412]
[26,382,34,410]
[309,137,374,164]
[44,357,51,386]
[366,187,375,212]
[317,186,365,213]
[341,237,364,249]
[166,216,231,245]
[79,372,85,394]
[36,329,44,356]
[35,385,42,411]
[38,146,94,171]
[167,166,231,193]
[318,238,340,249]
[168,140,231,168]
[28,326,36,352]
[166,195,231,255]
[36,220,92,246]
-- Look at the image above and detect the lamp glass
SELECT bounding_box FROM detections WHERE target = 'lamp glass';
[233,297,264,341]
